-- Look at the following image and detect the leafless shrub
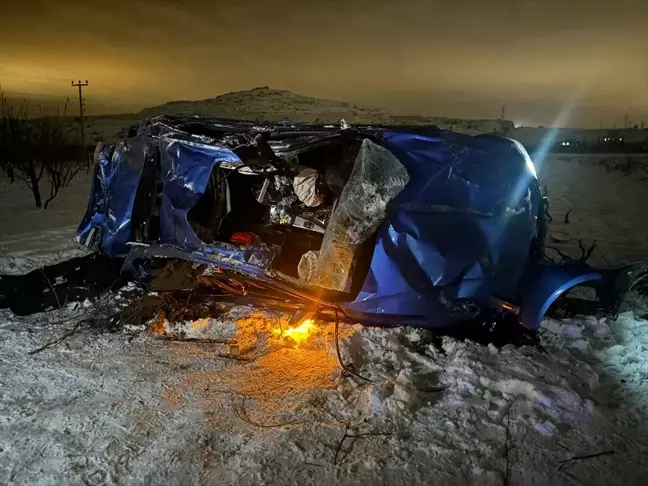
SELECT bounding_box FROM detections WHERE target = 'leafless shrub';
[0,89,87,208]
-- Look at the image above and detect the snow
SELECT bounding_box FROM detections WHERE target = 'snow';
[538,154,648,265]
[0,172,92,275]
[1,155,648,485]
[2,299,648,485]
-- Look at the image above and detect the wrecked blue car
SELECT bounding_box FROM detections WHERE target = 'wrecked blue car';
[76,116,647,330]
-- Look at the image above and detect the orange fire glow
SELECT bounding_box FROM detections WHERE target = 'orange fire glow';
[272,318,315,344]
[191,317,211,329]
[151,312,167,336]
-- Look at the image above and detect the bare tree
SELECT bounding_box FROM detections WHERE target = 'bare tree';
[0,89,86,208]
[35,108,86,208]
[0,91,39,201]
[0,91,25,184]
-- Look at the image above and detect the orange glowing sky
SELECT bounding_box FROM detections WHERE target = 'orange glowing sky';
[2,0,647,127]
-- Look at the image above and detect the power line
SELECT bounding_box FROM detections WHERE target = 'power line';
[2,91,71,99]
[3,91,138,107]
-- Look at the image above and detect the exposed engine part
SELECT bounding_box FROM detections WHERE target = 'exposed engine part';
[293,215,325,234]
[269,206,326,235]
[269,205,292,226]
[275,175,297,201]
[298,207,329,227]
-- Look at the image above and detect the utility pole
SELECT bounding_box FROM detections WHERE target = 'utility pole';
[71,80,88,146]
[500,105,506,120]
[624,113,628,129]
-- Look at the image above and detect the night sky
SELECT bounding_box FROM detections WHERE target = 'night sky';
[2,0,647,127]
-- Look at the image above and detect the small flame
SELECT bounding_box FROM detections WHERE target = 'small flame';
[273,318,315,344]
[151,312,168,336]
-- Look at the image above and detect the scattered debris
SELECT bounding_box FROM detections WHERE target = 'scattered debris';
[546,238,598,264]
[503,401,517,485]
[234,403,301,429]
[564,209,572,224]
[27,321,82,355]
[557,450,615,471]
[39,269,62,310]
[333,424,393,465]
[154,336,236,344]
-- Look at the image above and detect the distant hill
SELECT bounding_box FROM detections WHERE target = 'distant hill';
[66,87,514,143]
[139,87,513,134]
[140,87,392,124]
[11,87,647,156]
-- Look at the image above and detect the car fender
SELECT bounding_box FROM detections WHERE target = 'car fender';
[519,264,601,329]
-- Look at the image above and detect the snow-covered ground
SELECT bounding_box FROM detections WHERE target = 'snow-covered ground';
[1,155,648,485]
[0,172,92,275]
[538,154,648,266]
[1,296,647,485]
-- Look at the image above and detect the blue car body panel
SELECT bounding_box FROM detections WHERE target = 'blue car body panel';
[158,140,243,251]
[518,265,601,329]
[77,136,149,257]
[345,131,542,325]
[78,132,276,271]
[76,118,608,329]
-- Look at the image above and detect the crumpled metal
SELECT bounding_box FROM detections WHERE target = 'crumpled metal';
[76,135,149,257]
[346,130,543,325]
[78,117,629,331]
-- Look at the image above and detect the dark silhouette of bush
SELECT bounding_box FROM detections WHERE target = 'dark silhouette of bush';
[0,89,87,208]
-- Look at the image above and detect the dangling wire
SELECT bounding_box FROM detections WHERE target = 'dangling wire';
[333,307,372,383]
